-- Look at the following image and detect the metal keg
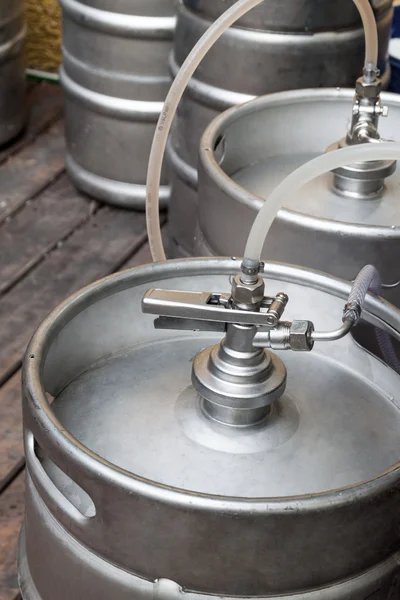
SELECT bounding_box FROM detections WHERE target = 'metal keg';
[59,0,176,209]
[196,87,400,309]
[0,0,26,146]
[168,0,394,256]
[18,257,400,599]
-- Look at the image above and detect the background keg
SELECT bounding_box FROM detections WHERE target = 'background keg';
[0,0,26,146]
[18,258,400,599]
[196,88,400,309]
[59,0,176,209]
[168,0,394,256]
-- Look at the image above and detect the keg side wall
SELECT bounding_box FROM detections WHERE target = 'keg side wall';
[0,0,26,146]
[173,4,392,97]
[182,0,388,32]
[19,473,400,600]
[168,1,393,254]
[60,0,175,209]
[18,260,400,597]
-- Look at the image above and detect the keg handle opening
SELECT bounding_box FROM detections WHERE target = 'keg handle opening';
[25,430,96,523]
[145,0,379,263]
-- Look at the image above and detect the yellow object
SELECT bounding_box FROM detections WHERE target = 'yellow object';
[24,0,62,73]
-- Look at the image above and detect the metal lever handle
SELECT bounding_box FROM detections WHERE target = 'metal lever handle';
[142,288,277,328]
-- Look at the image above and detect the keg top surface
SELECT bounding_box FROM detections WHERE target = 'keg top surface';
[201,89,400,229]
[52,337,400,498]
[26,260,400,503]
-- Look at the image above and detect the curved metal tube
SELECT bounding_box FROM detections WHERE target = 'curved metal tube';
[311,320,354,342]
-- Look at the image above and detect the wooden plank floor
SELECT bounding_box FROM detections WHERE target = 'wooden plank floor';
[0,82,165,600]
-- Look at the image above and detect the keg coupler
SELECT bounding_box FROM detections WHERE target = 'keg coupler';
[329,65,397,199]
[143,262,354,427]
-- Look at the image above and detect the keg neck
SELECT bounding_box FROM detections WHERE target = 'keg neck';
[193,322,287,427]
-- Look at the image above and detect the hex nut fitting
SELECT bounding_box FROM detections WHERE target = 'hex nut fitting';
[289,321,315,351]
[232,274,265,308]
[355,76,382,100]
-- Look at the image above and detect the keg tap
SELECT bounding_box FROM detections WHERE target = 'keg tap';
[328,65,396,198]
[142,261,354,426]
[347,64,388,143]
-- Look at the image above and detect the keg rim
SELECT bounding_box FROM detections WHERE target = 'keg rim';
[200,87,400,239]
[23,257,400,511]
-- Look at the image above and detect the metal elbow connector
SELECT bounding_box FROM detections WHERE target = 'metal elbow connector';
[254,321,315,352]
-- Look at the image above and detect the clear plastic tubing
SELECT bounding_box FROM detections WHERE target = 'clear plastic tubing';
[146,0,265,262]
[243,143,400,266]
[353,0,378,67]
[145,0,379,262]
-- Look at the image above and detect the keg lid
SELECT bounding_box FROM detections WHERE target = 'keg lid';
[41,261,400,500]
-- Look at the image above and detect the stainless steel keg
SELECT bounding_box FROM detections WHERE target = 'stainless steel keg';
[59,0,175,209]
[18,258,400,599]
[196,88,400,308]
[168,0,394,256]
[0,0,26,146]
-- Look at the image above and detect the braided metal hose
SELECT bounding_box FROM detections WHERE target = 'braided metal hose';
[344,265,400,374]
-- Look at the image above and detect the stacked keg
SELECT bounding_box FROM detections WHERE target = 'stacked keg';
[168,0,393,256]
[0,0,26,146]
[196,87,400,309]
[59,0,175,209]
[18,258,400,599]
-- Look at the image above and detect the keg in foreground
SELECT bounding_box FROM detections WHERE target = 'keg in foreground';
[196,87,400,309]
[0,0,26,146]
[18,257,400,599]
[168,0,394,256]
[59,0,175,209]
